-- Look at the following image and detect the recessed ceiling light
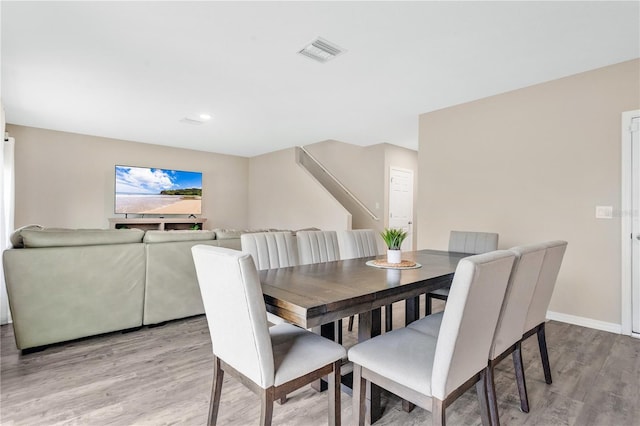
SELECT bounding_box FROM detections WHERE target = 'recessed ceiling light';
[298,37,346,63]
[199,114,212,121]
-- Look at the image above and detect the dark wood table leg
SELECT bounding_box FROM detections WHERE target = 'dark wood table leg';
[385,304,393,332]
[358,308,383,423]
[405,296,420,326]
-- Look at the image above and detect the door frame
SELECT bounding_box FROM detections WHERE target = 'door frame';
[621,109,640,337]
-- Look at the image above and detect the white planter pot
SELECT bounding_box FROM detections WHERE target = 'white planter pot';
[387,249,402,264]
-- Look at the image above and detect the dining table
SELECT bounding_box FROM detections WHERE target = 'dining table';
[258,249,469,423]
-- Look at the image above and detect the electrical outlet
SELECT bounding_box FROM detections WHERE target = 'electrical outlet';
[595,205,613,219]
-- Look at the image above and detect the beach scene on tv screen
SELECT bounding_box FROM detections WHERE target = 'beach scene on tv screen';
[115,166,202,214]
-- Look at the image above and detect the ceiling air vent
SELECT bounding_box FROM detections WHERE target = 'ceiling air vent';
[298,37,345,63]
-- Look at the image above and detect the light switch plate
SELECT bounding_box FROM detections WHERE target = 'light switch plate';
[595,205,613,219]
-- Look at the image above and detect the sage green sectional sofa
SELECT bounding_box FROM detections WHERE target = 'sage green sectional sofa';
[3,227,244,352]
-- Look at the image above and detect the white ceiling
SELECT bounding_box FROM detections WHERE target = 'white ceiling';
[2,1,639,157]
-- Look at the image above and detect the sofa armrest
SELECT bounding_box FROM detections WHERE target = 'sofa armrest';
[3,243,145,350]
[143,230,215,243]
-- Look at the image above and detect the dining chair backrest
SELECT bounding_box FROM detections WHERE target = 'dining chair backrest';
[448,230,499,254]
[191,245,275,389]
[431,250,515,400]
[523,240,568,331]
[297,230,340,265]
[240,231,298,270]
[336,229,379,260]
[489,243,547,359]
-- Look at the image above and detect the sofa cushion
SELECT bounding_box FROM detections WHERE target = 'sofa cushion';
[9,224,44,248]
[21,229,145,248]
[143,230,215,243]
[213,228,244,240]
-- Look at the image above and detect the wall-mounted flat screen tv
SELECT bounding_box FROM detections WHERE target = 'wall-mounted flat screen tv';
[115,165,202,215]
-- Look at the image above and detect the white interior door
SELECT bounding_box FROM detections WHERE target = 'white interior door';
[389,167,413,250]
[631,116,640,334]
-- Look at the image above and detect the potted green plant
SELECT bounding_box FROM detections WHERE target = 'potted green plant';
[380,228,407,264]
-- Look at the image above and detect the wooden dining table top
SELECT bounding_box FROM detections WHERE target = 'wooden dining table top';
[259,249,468,329]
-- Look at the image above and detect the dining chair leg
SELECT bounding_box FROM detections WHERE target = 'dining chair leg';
[260,389,274,426]
[348,315,355,332]
[352,364,366,426]
[476,370,491,426]
[485,363,500,426]
[536,323,553,384]
[432,398,446,426]
[425,293,433,316]
[512,342,530,413]
[328,360,341,426]
[208,356,224,426]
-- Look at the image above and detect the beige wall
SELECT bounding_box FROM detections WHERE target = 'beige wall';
[7,125,249,230]
[305,140,386,227]
[418,59,640,326]
[248,147,351,231]
[305,140,418,239]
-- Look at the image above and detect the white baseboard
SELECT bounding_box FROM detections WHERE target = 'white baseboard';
[546,310,621,334]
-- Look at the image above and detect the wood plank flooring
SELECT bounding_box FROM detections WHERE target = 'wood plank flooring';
[1,301,639,425]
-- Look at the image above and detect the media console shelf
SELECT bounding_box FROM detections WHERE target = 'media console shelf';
[108,218,207,231]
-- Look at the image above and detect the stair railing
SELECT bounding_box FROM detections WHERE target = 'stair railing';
[296,146,379,221]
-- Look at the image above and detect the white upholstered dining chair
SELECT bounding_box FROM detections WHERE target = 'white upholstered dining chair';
[191,245,346,426]
[296,230,344,343]
[415,243,546,425]
[241,231,299,325]
[485,242,547,425]
[336,229,396,332]
[336,229,379,260]
[448,230,499,254]
[425,230,499,315]
[241,231,299,270]
[412,241,567,424]
[349,250,516,426]
[297,230,340,265]
[521,241,567,392]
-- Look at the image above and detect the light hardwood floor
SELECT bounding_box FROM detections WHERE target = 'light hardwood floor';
[1,301,639,425]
